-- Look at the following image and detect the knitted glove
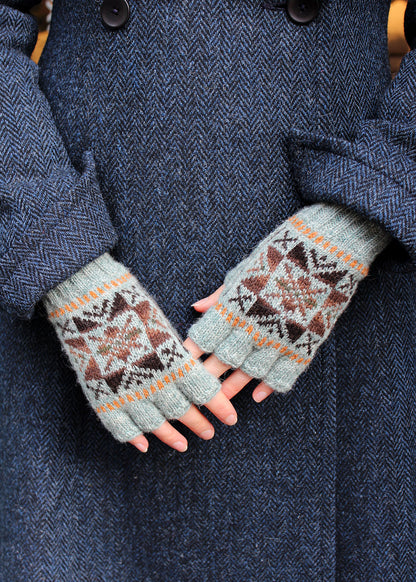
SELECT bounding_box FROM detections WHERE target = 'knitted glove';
[43,253,221,443]
[188,202,392,393]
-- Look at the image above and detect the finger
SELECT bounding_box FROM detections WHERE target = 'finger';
[203,390,238,425]
[252,381,274,402]
[183,336,205,359]
[191,285,225,312]
[129,433,150,452]
[221,368,253,400]
[203,353,231,378]
[152,420,189,452]
[178,403,215,440]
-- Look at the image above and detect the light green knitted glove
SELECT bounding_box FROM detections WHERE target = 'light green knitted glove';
[43,253,221,443]
[188,202,392,392]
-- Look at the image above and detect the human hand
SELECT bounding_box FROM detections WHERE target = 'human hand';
[128,381,238,454]
[186,203,391,402]
[43,253,238,454]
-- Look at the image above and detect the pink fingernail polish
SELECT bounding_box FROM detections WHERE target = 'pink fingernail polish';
[253,391,267,402]
[137,442,148,452]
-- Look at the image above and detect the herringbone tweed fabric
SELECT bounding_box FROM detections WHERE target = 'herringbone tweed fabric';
[189,202,391,392]
[0,0,415,580]
[44,252,221,442]
[0,6,118,317]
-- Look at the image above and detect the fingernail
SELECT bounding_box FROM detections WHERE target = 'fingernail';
[173,441,188,452]
[253,391,267,403]
[225,414,238,425]
[191,299,205,307]
[200,428,215,440]
[137,442,148,452]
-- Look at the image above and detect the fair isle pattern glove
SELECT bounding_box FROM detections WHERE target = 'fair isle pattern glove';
[188,203,392,393]
[43,253,221,443]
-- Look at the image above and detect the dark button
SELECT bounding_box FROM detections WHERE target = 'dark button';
[100,0,130,29]
[287,0,320,24]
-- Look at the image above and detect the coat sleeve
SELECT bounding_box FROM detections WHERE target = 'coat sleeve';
[287,0,416,268]
[0,0,118,319]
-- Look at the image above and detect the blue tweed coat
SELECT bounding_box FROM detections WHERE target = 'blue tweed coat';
[1,0,416,579]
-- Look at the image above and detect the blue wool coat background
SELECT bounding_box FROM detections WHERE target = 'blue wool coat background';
[0,0,415,580]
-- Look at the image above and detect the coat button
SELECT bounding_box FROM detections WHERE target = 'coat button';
[100,0,130,29]
[287,0,320,24]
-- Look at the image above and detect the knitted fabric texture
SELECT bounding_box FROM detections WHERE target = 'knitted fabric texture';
[43,253,221,443]
[189,203,392,392]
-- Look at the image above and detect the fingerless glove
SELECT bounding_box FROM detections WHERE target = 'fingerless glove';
[189,202,392,393]
[43,253,221,443]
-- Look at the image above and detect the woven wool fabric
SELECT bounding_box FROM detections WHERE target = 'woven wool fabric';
[0,0,416,580]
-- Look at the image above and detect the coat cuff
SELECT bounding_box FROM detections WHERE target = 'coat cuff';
[0,150,118,319]
[288,123,416,268]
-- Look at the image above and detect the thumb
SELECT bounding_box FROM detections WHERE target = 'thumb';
[191,285,225,313]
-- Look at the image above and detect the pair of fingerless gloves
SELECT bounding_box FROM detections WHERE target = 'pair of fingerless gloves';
[43,202,392,443]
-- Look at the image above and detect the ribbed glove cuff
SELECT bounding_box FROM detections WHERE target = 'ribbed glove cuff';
[43,252,130,315]
[290,203,392,274]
